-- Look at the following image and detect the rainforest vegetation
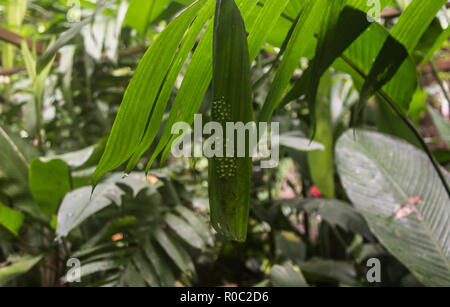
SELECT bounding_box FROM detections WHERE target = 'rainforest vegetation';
[0,0,449,287]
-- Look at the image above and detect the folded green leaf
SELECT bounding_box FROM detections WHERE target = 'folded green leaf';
[29,159,71,215]
[207,0,254,242]
[307,71,335,198]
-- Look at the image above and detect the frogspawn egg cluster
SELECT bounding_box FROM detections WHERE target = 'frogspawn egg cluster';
[211,99,237,179]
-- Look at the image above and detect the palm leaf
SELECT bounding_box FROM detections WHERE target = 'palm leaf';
[92,0,206,185]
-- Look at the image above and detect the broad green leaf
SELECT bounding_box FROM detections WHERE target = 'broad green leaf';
[331,23,417,127]
[271,263,308,287]
[259,0,327,122]
[415,18,444,56]
[390,0,448,54]
[282,6,371,108]
[336,130,450,286]
[299,199,374,240]
[154,227,195,274]
[0,202,24,236]
[0,126,38,191]
[354,0,447,123]
[165,213,205,249]
[28,159,71,215]
[0,255,42,286]
[56,184,124,238]
[278,1,413,120]
[333,25,415,113]
[125,0,171,35]
[429,107,450,147]
[92,0,205,185]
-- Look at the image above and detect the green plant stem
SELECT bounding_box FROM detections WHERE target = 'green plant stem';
[341,54,450,198]
[35,97,44,154]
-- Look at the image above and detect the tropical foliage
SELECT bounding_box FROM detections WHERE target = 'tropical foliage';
[0,0,449,287]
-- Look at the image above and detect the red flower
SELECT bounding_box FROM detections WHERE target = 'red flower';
[310,186,323,198]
